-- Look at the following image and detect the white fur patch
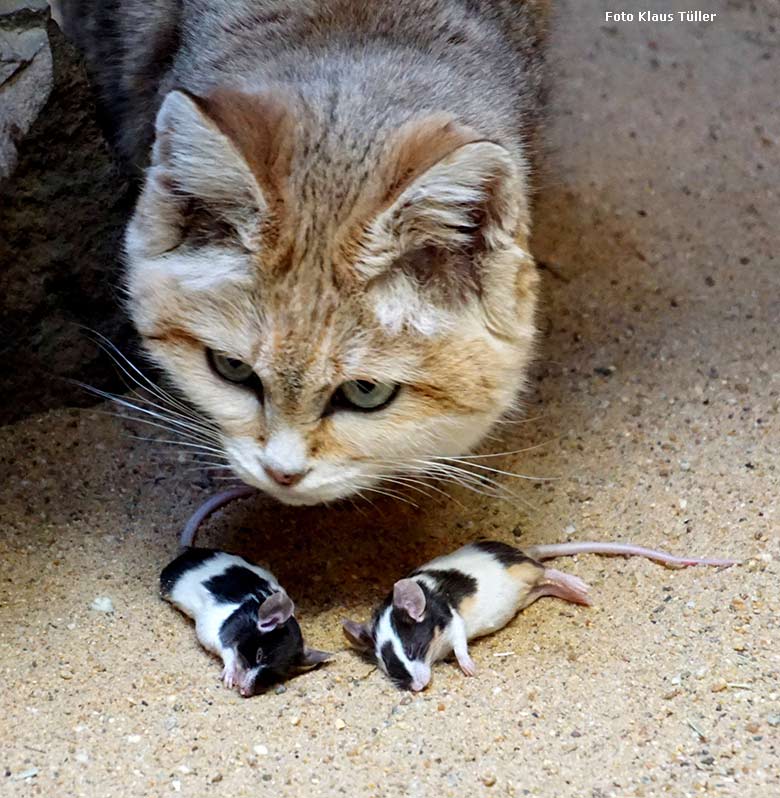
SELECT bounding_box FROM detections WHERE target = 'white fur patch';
[149,248,252,292]
[374,605,432,691]
[263,428,308,475]
[371,276,457,336]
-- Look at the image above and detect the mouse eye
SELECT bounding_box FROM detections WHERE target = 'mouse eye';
[255,648,264,665]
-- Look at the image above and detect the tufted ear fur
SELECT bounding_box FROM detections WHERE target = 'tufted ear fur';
[125,88,296,303]
[354,116,532,336]
[127,90,263,256]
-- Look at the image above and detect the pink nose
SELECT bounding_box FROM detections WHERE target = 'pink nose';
[264,467,308,487]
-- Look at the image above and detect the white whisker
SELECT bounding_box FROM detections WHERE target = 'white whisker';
[78,383,218,442]
[183,462,234,472]
[428,438,554,461]
[424,457,556,482]
[94,408,220,449]
[373,473,464,508]
[126,434,227,457]
[357,484,419,508]
[85,330,207,423]
[392,460,532,507]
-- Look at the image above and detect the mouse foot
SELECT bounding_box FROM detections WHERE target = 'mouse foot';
[458,655,477,677]
[454,644,477,677]
[533,568,592,606]
[221,663,242,690]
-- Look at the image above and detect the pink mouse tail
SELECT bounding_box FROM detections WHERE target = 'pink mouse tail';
[179,487,257,548]
[523,541,738,570]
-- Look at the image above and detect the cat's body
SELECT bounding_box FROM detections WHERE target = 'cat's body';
[62,1,550,505]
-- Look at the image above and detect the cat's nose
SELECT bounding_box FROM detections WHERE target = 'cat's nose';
[263,466,309,487]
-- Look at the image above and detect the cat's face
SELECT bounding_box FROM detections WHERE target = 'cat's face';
[124,89,538,505]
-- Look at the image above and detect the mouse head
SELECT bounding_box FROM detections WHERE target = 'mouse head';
[238,591,332,695]
[343,578,451,691]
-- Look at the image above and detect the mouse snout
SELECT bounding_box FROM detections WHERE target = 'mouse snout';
[238,667,260,697]
[409,663,431,692]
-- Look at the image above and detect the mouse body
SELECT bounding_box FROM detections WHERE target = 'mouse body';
[161,548,330,696]
[343,540,736,691]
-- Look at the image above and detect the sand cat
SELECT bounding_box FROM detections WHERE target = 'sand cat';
[61,1,549,505]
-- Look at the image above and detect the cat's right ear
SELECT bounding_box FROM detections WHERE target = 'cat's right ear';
[128,89,268,258]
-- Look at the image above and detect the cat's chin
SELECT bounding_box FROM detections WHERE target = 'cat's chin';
[263,488,346,507]
[234,471,368,507]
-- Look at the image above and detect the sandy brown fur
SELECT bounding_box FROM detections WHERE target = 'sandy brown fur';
[508,561,545,590]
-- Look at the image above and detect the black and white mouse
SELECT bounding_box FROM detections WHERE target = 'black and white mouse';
[161,548,332,696]
[343,539,735,691]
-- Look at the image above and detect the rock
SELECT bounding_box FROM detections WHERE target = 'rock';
[0,6,136,424]
[11,767,39,781]
[89,596,114,613]
[0,4,53,179]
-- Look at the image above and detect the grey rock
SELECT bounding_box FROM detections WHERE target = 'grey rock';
[0,12,135,425]
[0,7,53,179]
[0,2,50,12]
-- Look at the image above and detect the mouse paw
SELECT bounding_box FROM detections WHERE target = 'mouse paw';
[221,664,240,689]
[458,655,477,677]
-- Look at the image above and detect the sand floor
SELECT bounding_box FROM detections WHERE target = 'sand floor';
[1,1,778,796]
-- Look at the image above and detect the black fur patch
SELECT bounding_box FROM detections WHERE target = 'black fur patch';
[219,598,263,655]
[204,565,273,604]
[159,548,219,597]
[380,641,412,688]
[413,568,478,607]
[372,567,478,677]
[219,599,306,692]
[472,540,535,567]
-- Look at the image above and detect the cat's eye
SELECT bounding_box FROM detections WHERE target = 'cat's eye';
[255,648,264,665]
[206,349,264,405]
[332,380,400,412]
[207,349,255,383]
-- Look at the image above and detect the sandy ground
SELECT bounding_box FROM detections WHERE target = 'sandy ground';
[1,1,779,796]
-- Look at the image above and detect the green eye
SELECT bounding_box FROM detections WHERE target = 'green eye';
[207,349,255,384]
[333,380,399,412]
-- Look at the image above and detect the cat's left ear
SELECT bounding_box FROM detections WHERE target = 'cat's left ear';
[354,116,536,337]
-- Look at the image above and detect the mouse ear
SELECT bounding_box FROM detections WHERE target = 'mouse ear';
[341,618,374,652]
[393,579,426,622]
[257,591,295,632]
[297,647,334,670]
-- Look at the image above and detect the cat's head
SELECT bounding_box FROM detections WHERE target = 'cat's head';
[124,88,538,505]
